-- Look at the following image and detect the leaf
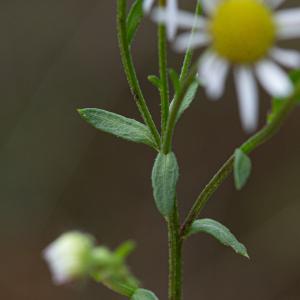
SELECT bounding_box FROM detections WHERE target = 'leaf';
[188,219,249,258]
[151,152,179,217]
[78,108,157,149]
[131,289,159,300]
[234,148,252,190]
[169,69,180,94]
[148,75,161,90]
[126,0,143,45]
[115,240,136,260]
[170,80,199,123]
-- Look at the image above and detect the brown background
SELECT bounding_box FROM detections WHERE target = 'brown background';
[0,0,300,299]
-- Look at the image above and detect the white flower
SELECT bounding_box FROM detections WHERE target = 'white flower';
[143,0,155,14]
[43,231,95,284]
[154,0,300,132]
[149,0,185,40]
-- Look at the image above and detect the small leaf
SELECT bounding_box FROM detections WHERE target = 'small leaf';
[115,240,136,260]
[151,152,179,216]
[78,108,157,149]
[188,219,249,258]
[170,80,199,123]
[131,289,159,300]
[234,148,252,190]
[148,75,161,90]
[126,0,143,44]
[169,69,180,94]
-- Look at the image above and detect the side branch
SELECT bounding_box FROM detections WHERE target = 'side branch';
[180,83,300,238]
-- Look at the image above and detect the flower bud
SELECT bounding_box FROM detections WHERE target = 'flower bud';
[43,231,94,284]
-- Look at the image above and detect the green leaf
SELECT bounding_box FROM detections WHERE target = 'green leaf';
[170,80,199,123]
[131,289,159,300]
[188,219,249,258]
[126,0,143,45]
[169,69,180,94]
[151,152,179,217]
[78,108,157,149]
[148,75,161,90]
[115,240,136,260]
[234,148,252,190]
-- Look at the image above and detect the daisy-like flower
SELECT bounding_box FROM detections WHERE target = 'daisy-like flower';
[43,231,95,284]
[155,0,300,132]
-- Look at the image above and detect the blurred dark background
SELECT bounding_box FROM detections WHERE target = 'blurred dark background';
[1,0,300,299]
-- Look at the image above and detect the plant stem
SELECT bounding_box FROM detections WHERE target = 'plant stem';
[158,0,170,138]
[179,1,202,81]
[168,201,182,300]
[163,65,197,154]
[180,83,300,238]
[117,0,161,149]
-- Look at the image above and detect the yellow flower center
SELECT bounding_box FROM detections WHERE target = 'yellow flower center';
[210,0,276,64]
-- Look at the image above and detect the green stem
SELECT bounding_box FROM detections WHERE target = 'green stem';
[179,1,202,81]
[117,0,161,149]
[180,83,300,238]
[163,65,197,154]
[158,0,170,139]
[168,201,182,300]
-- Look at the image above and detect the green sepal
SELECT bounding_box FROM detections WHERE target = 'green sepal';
[187,218,249,259]
[131,288,159,300]
[78,108,158,149]
[234,148,252,190]
[151,152,179,217]
[126,0,143,45]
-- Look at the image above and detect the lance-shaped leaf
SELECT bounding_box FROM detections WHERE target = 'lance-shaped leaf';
[151,152,179,216]
[188,219,249,258]
[131,289,159,300]
[78,108,157,149]
[170,80,199,123]
[234,148,252,190]
[127,0,143,44]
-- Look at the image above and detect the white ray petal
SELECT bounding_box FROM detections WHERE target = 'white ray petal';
[152,8,207,30]
[143,0,155,14]
[234,67,259,133]
[276,9,300,38]
[202,0,221,16]
[199,52,230,100]
[255,60,293,98]
[264,0,285,9]
[165,0,178,40]
[270,48,300,68]
[174,32,211,52]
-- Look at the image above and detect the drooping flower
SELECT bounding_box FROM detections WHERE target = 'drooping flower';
[43,231,95,284]
[153,0,300,132]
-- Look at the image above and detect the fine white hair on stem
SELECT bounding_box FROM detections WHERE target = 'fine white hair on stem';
[255,60,293,98]
[234,67,259,133]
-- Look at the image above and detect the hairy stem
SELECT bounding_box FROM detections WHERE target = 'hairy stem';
[181,83,300,237]
[168,201,182,300]
[117,0,161,149]
[158,0,170,138]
